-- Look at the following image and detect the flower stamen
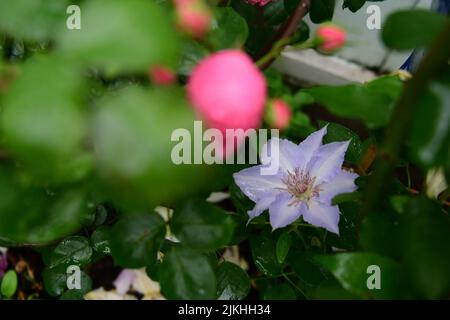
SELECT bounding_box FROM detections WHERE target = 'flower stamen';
[282,168,322,206]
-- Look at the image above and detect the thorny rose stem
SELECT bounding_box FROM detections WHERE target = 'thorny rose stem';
[256,0,311,70]
[361,18,450,217]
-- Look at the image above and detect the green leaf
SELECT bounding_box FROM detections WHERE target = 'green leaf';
[342,0,366,12]
[91,226,111,255]
[171,199,235,250]
[382,10,447,51]
[146,259,162,282]
[229,180,255,216]
[389,195,409,214]
[92,86,214,209]
[304,75,403,128]
[50,236,93,269]
[228,213,251,245]
[399,197,450,299]
[319,121,364,164]
[28,191,89,244]
[0,170,89,244]
[291,21,310,45]
[43,265,92,297]
[360,212,401,260]
[217,262,250,300]
[42,266,67,297]
[0,0,69,41]
[210,7,249,50]
[265,68,289,97]
[34,245,55,267]
[309,0,335,23]
[288,251,329,296]
[292,91,315,109]
[178,40,209,77]
[1,270,18,298]
[314,252,405,299]
[93,205,108,227]
[326,202,359,251]
[409,81,450,168]
[159,246,217,300]
[245,24,277,58]
[276,233,292,264]
[60,289,85,300]
[231,0,259,26]
[1,55,91,184]
[251,236,282,277]
[312,278,361,299]
[78,272,93,295]
[263,1,289,26]
[57,0,180,73]
[108,213,166,268]
[263,283,296,300]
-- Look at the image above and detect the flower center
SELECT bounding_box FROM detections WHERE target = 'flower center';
[282,168,321,206]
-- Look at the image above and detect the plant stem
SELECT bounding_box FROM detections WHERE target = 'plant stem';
[361,18,450,216]
[406,163,412,189]
[282,271,306,297]
[256,0,311,70]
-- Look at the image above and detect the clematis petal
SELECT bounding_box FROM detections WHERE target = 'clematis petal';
[248,192,279,219]
[261,137,302,173]
[297,125,327,169]
[303,201,341,235]
[269,193,305,230]
[114,269,136,295]
[309,140,350,183]
[233,165,284,202]
[318,169,359,204]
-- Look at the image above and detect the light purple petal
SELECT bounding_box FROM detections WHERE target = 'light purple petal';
[269,193,304,230]
[261,137,302,173]
[233,165,284,202]
[303,201,341,235]
[114,269,136,295]
[309,140,350,183]
[318,170,359,204]
[297,125,327,169]
[247,192,279,219]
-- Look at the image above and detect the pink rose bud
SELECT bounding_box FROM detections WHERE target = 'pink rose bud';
[266,98,292,130]
[245,0,272,6]
[315,23,346,54]
[149,65,176,86]
[187,50,267,156]
[174,0,212,39]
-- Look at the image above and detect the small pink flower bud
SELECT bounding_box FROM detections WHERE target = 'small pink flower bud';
[149,65,176,85]
[266,98,292,130]
[315,24,346,54]
[174,0,212,39]
[187,50,267,156]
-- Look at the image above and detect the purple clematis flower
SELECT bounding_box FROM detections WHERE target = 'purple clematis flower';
[114,269,137,295]
[233,126,358,234]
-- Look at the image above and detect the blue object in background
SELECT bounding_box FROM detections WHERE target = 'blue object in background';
[401,0,450,72]
[432,0,450,12]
